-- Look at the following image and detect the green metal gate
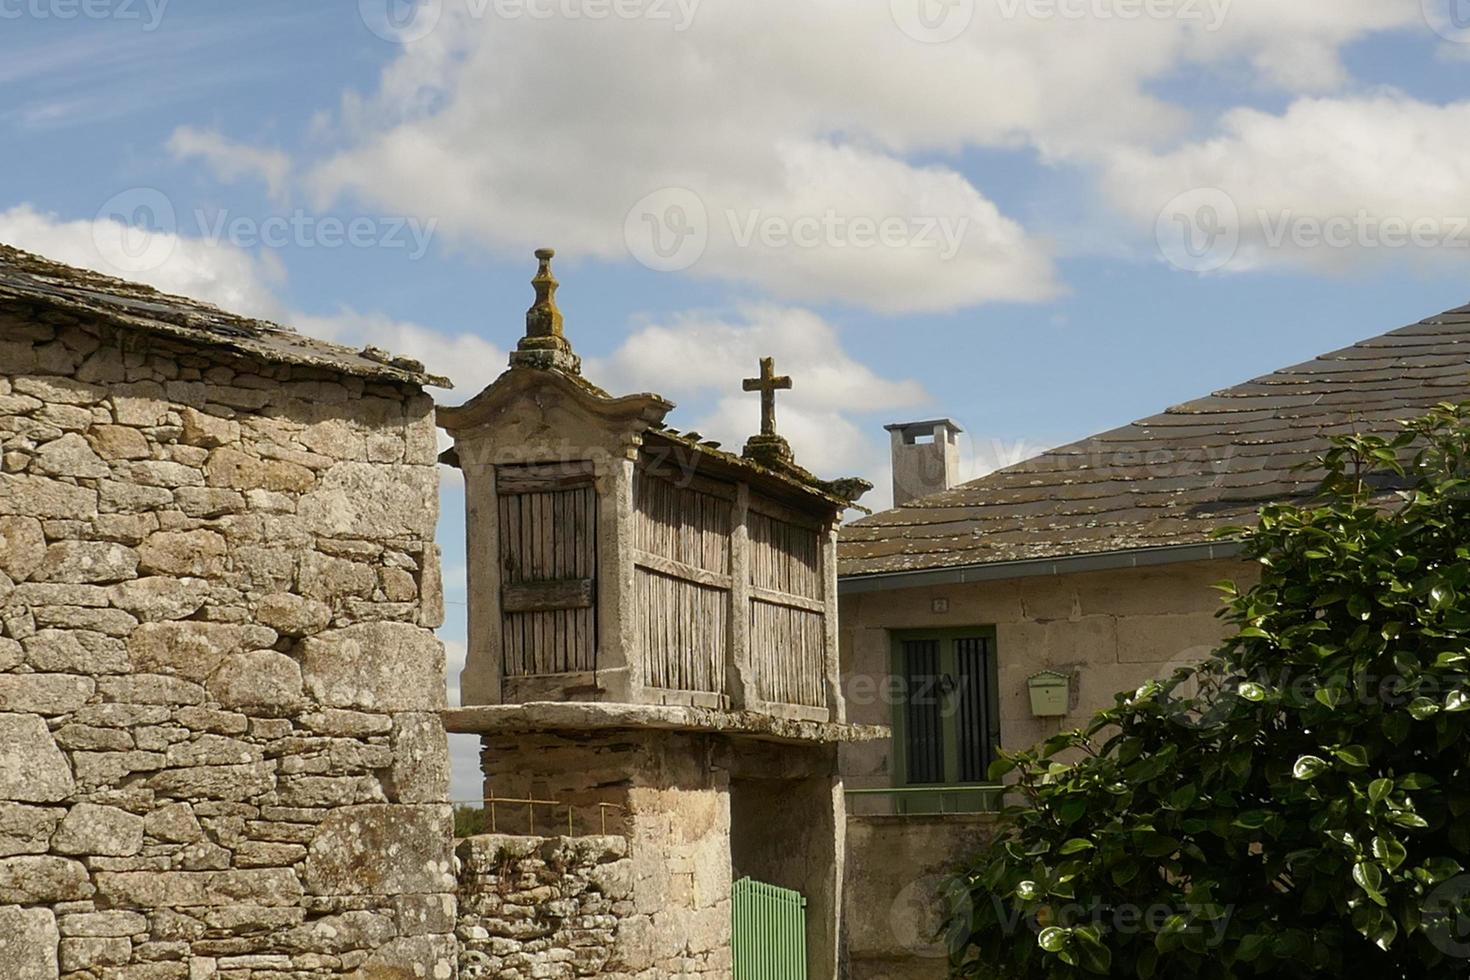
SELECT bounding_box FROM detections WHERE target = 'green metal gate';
[732,877,808,980]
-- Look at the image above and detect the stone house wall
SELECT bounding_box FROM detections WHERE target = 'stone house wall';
[0,313,455,980]
[838,558,1258,787]
[456,834,631,978]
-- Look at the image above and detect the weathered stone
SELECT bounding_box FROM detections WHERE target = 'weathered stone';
[165,735,262,767]
[172,486,244,518]
[254,592,331,636]
[301,419,365,460]
[0,905,59,980]
[0,804,62,857]
[58,909,147,937]
[110,387,168,426]
[74,702,171,727]
[34,432,109,478]
[143,803,204,844]
[22,631,129,678]
[126,459,204,488]
[53,723,133,751]
[0,515,45,581]
[178,840,231,871]
[148,763,275,801]
[278,775,384,807]
[101,962,188,980]
[137,529,226,578]
[88,424,151,460]
[32,604,138,635]
[0,856,93,902]
[303,805,454,896]
[0,673,95,714]
[299,462,437,538]
[174,706,248,734]
[347,935,456,980]
[110,577,209,622]
[388,714,450,804]
[0,637,21,671]
[206,650,305,716]
[301,623,445,712]
[279,909,395,953]
[0,474,98,519]
[11,581,111,607]
[53,804,145,857]
[96,674,206,705]
[92,511,160,545]
[180,408,238,448]
[419,543,444,629]
[204,447,313,492]
[60,936,131,971]
[299,709,393,737]
[35,540,139,584]
[128,621,244,681]
[98,479,173,513]
[2,718,85,800]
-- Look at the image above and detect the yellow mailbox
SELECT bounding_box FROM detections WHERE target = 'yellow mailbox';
[1027,670,1070,717]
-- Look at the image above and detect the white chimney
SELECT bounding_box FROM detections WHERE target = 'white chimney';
[886,419,962,506]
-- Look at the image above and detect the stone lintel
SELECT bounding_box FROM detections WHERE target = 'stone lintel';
[442,701,889,745]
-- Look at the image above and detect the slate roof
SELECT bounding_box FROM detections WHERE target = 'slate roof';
[0,243,449,388]
[840,306,1470,578]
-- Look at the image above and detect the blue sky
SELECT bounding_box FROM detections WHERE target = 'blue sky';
[5,0,1470,799]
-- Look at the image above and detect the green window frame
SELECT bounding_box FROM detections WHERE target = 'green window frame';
[890,627,1001,788]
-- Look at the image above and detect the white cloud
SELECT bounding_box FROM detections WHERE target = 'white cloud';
[0,204,288,321]
[590,303,930,499]
[168,127,293,205]
[295,309,507,403]
[286,0,1429,312]
[1103,94,1470,274]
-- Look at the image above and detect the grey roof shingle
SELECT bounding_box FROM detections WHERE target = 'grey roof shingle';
[839,306,1470,577]
[0,243,449,388]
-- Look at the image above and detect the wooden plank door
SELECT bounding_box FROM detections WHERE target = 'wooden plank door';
[496,462,598,676]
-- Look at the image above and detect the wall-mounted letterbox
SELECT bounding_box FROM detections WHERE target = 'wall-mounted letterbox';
[1026,670,1070,717]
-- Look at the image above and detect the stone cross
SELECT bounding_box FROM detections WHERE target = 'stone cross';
[743,356,792,437]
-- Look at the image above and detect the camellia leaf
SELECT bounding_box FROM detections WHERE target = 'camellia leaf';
[1332,745,1370,768]
[1293,755,1329,780]
[1057,838,1094,855]
[1368,778,1394,804]
[1037,926,1069,953]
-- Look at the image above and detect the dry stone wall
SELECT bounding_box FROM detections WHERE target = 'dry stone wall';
[0,312,455,980]
[455,834,630,979]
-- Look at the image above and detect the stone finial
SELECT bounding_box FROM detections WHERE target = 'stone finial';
[741,356,795,466]
[510,248,581,374]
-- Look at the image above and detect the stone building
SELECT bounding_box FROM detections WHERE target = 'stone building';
[440,250,884,979]
[835,306,1470,978]
[0,245,455,980]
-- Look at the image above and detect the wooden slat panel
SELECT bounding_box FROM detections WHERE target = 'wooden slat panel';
[749,599,826,708]
[749,509,822,600]
[635,567,727,693]
[633,469,733,574]
[501,578,594,613]
[749,585,825,614]
[633,550,733,590]
[496,460,597,494]
[498,473,597,677]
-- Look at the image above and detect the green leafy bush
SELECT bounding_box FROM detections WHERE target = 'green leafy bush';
[953,402,1470,978]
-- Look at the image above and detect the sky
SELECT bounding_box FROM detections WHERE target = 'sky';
[5,0,1470,801]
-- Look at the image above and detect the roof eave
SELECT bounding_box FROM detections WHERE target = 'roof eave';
[837,539,1247,595]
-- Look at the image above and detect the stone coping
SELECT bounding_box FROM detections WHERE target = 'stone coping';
[443,701,889,744]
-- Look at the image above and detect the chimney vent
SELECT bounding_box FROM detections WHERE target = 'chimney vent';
[885,419,962,506]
